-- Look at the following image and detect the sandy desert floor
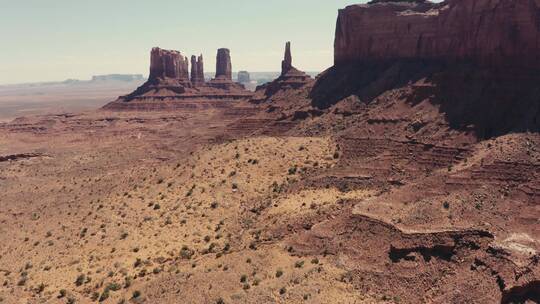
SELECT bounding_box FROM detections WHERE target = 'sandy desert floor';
[0,99,538,304]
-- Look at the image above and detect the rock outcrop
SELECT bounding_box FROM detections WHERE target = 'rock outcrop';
[104,47,252,111]
[215,48,232,80]
[252,42,313,102]
[281,42,293,76]
[149,47,190,84]
[190,55,205,85]
[208,48,246,91]
[311,0,540,136]
[334,0,540,69]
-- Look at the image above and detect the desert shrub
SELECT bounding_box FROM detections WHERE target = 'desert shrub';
[107,282,121,291]
[58,289,67,298]
[288,166,297,175]
[36,283,45,293]
[180,245,194,260]
[98,289,109,302]
[91,292,99,301]
[124,276,132,288]
[74,274,85,286]
[132,290,141,299]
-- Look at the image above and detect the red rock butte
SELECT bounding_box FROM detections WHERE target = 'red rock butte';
[103,47,252,111]
[311,0,540,135]
[334,0,540,69]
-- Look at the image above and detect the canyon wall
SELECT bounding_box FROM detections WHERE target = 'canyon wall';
[334,0,540,69]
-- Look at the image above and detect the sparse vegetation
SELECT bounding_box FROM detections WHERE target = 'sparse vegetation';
[74,274,86,286]
[132,290,141,299]
[180,245,194,260]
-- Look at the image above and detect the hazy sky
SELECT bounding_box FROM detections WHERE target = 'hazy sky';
[0,0,370,84]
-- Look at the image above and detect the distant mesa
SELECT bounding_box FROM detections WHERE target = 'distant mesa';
[252,41,313,102]
[237,71,251,84]
[91,74,144,82]
[103,47,252,111]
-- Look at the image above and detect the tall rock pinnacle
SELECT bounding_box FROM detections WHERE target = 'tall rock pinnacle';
[190,54,205,85]
[190,55,198,84]
[281,41,292,76]
[196,55,204,84]
[215,48,232,80]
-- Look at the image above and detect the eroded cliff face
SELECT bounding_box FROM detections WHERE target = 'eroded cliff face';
[215,48,232,80]
[335,0,540,69]
[149,47,189,82]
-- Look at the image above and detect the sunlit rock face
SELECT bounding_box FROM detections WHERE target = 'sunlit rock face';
[334,0,540,69]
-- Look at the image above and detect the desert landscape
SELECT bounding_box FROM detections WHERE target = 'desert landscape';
[1,0,539,303]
